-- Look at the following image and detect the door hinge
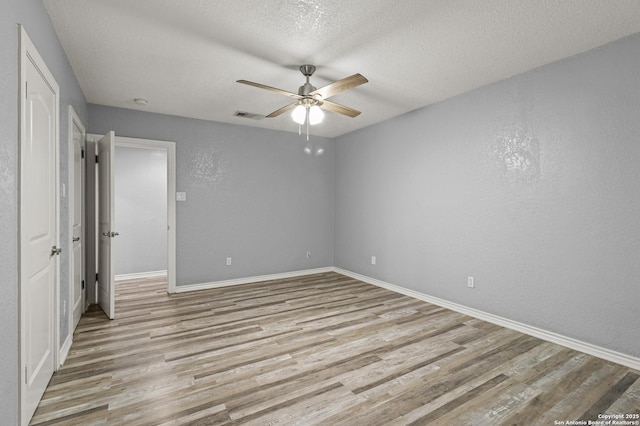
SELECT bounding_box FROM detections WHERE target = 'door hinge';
[95,155,99,163]
[81,149,85,159]
[82,279,85,289]
[24,365,28,384]
[96,273,99,281]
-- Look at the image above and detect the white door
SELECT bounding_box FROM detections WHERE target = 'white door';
[98,131,116,319]
[71,109,85,330]
[19,27,59,425]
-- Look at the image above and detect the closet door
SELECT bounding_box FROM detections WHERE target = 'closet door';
[20,26,60,426]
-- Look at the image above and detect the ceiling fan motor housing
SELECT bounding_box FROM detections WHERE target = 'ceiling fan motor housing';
[298,83,317,96]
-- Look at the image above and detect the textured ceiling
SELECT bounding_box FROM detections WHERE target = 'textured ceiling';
[43,0,640,138]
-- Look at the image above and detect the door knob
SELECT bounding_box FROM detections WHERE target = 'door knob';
[102,231,110,237]
[110,232,120,237]
[50,245,62,257]
[73,237,80,242]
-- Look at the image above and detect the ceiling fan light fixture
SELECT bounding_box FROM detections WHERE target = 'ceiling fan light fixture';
[292,104,307,124]
[308,105,324,125]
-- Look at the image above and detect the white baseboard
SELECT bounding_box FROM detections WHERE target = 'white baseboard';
[174,267,334,293]
[169,266,640,370]
[115,270,167,281]
[59,333,72,367]
[333,267,640,371]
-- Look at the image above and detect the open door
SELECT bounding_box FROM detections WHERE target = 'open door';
[97,131,116,319]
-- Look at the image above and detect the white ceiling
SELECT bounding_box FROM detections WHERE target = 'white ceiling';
[43,0,640,138]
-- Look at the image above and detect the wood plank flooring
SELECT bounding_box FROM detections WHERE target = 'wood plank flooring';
[32,272,640,425]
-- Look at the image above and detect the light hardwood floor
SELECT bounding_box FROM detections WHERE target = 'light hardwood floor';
[32,272,639,425]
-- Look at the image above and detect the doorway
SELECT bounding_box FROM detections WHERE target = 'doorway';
[113,136,176,295]
[114,145,168,279]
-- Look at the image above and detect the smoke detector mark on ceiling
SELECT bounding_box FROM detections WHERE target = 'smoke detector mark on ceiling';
[234,111,265,120]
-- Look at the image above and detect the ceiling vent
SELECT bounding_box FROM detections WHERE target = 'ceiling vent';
[234,111,265,120]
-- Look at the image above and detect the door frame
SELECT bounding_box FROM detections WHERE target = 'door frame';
[19,25,60,425]
[67,105,86,342]
[89,134,177,293]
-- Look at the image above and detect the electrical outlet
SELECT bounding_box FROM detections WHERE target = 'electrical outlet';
[371,256,376,265]
[226,257,232,266]
[467,276,475,288]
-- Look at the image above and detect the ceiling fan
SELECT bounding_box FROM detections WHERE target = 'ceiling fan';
[237,65,368,139]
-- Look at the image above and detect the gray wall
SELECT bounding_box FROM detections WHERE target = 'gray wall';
[334,33,640,359]
[89,105,335,286]
[114,146,168,275]
[0,0,88,422]
[0,2,20,422]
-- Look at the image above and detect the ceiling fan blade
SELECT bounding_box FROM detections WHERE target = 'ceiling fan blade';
[320,100,361,118]
[310,73,368,99]
[236,80,302,99]
[266,102,297,118]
